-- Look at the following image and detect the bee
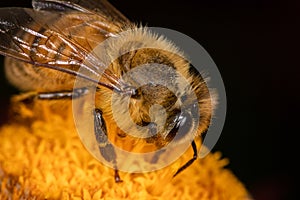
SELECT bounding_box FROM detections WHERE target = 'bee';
[0,0,215,182]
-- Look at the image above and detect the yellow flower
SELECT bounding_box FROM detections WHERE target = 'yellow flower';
[0,101,250,199]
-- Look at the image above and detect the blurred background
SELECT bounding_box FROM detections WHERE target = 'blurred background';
[0,1,297,199]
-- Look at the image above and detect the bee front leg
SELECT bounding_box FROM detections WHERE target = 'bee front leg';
[12,88,89,103]
[93,108,123,183]
[173,140,198,177]
[37,88,89,100]
[150,149,166,163]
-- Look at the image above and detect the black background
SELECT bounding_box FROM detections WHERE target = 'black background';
[0,1,298,199]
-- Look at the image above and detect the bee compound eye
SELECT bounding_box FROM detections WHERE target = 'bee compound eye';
[179,112,192,135]
[167,112,193,142]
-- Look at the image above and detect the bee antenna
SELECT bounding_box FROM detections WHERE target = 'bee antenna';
[123,86,140,99]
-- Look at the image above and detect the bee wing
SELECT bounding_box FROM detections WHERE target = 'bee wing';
[0,7,128,92]
[32,0,130,25]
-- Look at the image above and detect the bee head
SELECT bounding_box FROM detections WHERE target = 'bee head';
[104,28,214,148]
[109,46,202,147]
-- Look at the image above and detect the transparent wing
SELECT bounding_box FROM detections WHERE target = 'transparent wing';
[32,0,130,26]
[0,7,126,92]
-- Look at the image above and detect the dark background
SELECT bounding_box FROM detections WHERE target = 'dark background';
[0,1,298,199]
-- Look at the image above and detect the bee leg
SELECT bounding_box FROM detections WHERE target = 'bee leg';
[37,87,89,100]
[173,140,197,177]
[151,149,166,163]
[93,108,123,183]
[11,91,39,103]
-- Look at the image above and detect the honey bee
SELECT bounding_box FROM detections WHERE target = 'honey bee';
[0,0,215,182]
